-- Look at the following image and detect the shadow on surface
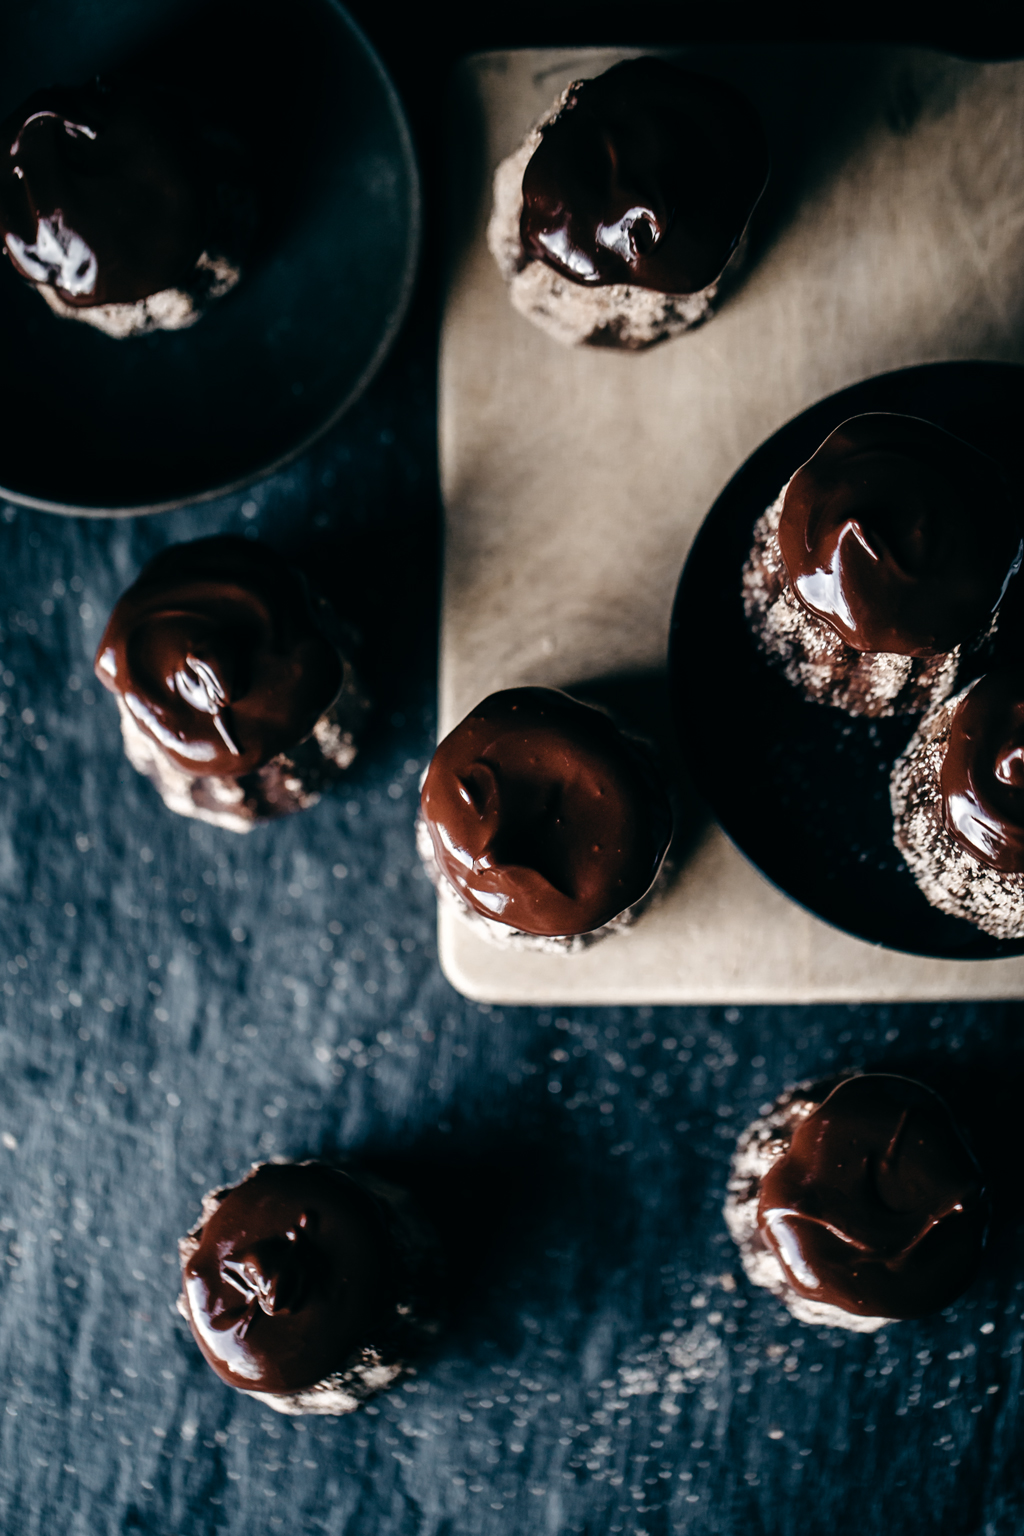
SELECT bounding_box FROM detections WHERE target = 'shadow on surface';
[285,511,441,764]
[876,1040,1024,1257]
[666,45,969,280]
[331,1109,639,1360]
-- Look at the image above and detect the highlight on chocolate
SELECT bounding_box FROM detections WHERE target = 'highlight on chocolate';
[94,536,368,831]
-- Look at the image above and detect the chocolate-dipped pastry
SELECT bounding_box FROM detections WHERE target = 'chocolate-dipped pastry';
[725,1075,986,1330]
[742,414,1022,717]
[95,537,368,832]
[520,59,766,294]
[487,57,768,349]
[179,1162,435,1415]
[893,670,1024,937]
[940,672,1024,872]
[0,81,249,338]
[417,686,672,949]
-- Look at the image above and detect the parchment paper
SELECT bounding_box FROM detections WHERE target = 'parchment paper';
[439,45,1024,1003]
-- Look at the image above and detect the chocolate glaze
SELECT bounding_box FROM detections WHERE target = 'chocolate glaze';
[181,1163,397,1395]
[519,58,768,295]
[940,670,1024,872]
[421,687,672,937]
[758,1075,985,1320]
[778,414,1021,658]
[94,537,341,777]
[0,83,203,306]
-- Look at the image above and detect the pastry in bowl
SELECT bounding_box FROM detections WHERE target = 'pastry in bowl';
[742,413,1021,717]
[0,80,252,338]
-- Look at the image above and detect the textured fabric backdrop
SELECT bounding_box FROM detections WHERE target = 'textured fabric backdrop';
[1,304,1023,1536]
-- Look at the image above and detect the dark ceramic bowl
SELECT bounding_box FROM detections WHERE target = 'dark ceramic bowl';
[0,0,419,515]
[670,359,1024,960]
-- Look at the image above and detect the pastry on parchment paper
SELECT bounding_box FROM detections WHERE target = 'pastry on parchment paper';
[417,686,672,953]
[487,57,768,350]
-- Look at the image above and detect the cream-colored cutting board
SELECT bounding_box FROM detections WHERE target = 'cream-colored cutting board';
[437,44,1024,1004]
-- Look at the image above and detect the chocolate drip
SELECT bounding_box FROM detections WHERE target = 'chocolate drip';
[778,414,1021,657]
[758,1076,985,1320]
[940,670,1024,872]
[519,58,767,295]
[181,1164,394,1395]
[0,83,203,307]
[421,687,671,937]
[94,537,341,777]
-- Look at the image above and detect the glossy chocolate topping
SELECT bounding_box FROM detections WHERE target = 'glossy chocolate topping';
[758,1075,985,1320]
[940,670,1024,872]
[181,1163,396,1395]
[94,537,341,777]
[0,84,203,306]
[519,58,767,294]
[778,414,1021,658]
[421,687,672,937]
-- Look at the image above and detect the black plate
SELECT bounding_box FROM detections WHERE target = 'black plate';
[669,359,1024,960]
[0,0,419,515]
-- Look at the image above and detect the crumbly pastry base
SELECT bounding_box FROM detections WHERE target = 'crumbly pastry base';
[486,84,731,350]
[891,689,1024,939]
[415,810,668,953]
[178,1163,438,1417]
[741,487,961,718]
[37,250,240,339]
[724,1080,892,1333]
[117,654,370,833]
[244,1352,403,1417]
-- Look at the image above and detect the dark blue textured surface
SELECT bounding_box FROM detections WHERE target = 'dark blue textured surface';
[3,27,1024,1516]
[0,318,1023,1536]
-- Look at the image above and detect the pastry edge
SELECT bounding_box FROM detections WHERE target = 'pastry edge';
[415,809,669,954]
[36,249,240,339]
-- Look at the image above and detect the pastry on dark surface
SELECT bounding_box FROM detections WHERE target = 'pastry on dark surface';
[741,413,1022,717]
[892,669,1024,938]
[417,686,672,951]
[94,536,368,831]
[487,57,768,349]
[725,1074,986,1331]
[0,81,251,338]
[179,1161,435,1415]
